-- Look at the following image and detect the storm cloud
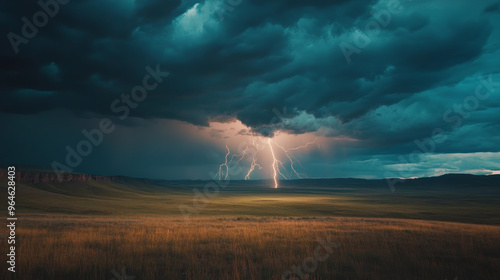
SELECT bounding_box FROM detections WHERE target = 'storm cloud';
[1,0,499,179]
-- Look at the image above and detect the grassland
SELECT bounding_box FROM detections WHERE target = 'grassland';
[1,216,499,280]
[1,174,499,279]
[8,176,500,225]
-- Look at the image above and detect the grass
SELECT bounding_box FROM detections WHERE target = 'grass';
[1,175,499,279]
[7,178,500,225]
[1,216,499,279]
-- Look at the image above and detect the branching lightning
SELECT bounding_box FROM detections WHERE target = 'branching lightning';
[217,138,319,188]
[245,156,261,180]
[236,147,248,162]
[273,138,319,179]
[274,142,302,179]
[217,144,230,180]
[287,139,319,151]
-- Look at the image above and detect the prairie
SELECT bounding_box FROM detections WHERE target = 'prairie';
[8,175,500,225]
[2,216,500,280]
[1,174,499,279]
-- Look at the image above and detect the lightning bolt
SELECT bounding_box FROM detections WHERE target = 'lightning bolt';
[287,138,319,151]
[217,144,230,180]
[273,142,302,179]
[245,156,261,180]
[268,138,279,188]
[217,138,318,188]
[235,146,248,162]
[273,138,318,179]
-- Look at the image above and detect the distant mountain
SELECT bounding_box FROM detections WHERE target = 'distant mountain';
[398,173,500,190]
[0,166,115,183]
[0,165,151,184]
[0,166,498,189]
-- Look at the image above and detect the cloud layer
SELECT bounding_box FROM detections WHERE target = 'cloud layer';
[1,0,499,179]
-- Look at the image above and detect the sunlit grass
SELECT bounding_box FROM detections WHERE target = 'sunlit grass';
[8,180,500,225]
[3,216,499,279]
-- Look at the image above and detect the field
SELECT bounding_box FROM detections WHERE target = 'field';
[1,174,500,279]
[9,176,500,224]
[2,216,500,280]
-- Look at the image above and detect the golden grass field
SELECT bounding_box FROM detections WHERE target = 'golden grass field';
[1,215,500,280]
[1,175,500,279]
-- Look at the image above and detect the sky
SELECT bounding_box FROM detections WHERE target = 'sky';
[1,0,499,180]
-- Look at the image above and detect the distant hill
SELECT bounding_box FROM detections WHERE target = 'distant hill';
[0,165,150,184]
[0,165,498,190]
[1,166,499,224]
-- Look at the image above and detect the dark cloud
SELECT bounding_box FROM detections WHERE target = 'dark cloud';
[483,2,499,13]
[1,0,499,178]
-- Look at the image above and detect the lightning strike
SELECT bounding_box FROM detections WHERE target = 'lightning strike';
[268,138,279,188]
[245,156,261,180]
[227,148,246,164]
[236,146,249,162]
[274,142,302,179]
[217,137,318,188]
[217,144,230,180]
[287,138,319,151]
